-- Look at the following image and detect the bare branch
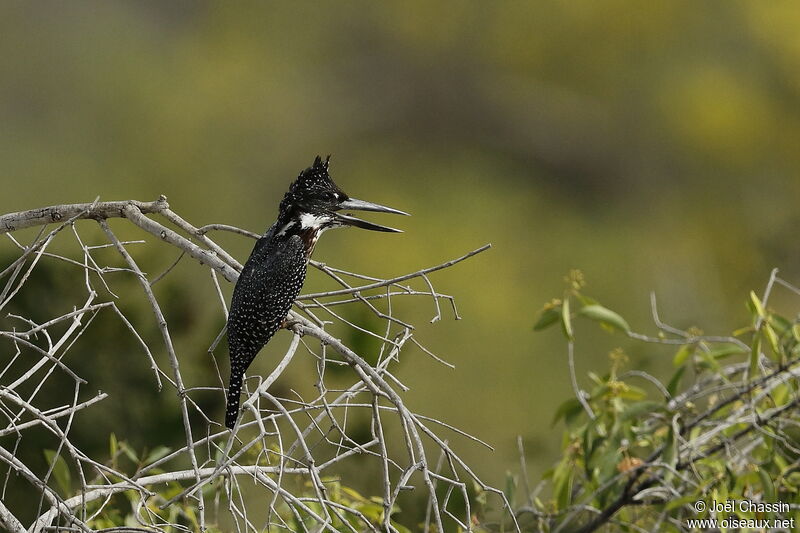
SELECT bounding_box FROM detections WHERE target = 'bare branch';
[0,198,167,234]
[0,199,509,531]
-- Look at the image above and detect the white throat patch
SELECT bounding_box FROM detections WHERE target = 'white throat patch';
[299,212,331,230]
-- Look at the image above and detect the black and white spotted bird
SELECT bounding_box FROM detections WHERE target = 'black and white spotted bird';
[225,156,408,429]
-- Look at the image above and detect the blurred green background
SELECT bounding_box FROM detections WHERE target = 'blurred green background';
[2,0,800,522]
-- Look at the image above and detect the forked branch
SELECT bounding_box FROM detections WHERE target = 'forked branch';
[0,198,515,532]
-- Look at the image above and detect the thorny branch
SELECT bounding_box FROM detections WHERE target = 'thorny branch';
[0,198,517,532]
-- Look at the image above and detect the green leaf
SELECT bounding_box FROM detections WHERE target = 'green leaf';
[533,306,561,331]
[706,344,747,360]
[43,450,71,495]
[784,472,800,492]
[504,471,517,508]
[183,506,199,528]
[749,290,766,319]
[662,425,677,468]
[583,429,597,477]
[145,446,171,464]
[551,398,584,427]
[578,304,630,333]
[697,349,721,372]
[665,494,700,512]
[758,467,776,503]
[118,441,139,464]
[561,298,574,340]
[587,371,604,385]
[772,383,790,406]
[666,366,686,396]
[552,459,574,510]
[768,313,792,336]
[617,384,647,401]
[392,524,412,533]
[749,335,761,377]
[763,323,781,360]
[595,449,620,490]
[672,344,694,367]
[575,293,599,307]
[358,502,384,521]
[341,486,366,502]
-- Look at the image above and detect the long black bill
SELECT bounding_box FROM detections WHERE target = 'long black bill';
[334,197,409,233]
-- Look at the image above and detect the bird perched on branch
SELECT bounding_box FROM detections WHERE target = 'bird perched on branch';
[225,156,408,429]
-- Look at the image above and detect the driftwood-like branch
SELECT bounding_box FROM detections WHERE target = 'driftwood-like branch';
[0,198,168,234]
[0,198,513,532]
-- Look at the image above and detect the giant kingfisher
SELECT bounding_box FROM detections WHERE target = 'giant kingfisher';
[225,156,408,429]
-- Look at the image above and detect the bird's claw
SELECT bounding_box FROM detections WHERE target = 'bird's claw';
[282,318,304,336]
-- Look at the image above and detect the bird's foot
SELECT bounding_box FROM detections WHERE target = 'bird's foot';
[281,318,304,336]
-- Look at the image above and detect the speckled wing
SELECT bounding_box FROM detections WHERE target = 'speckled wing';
[225,233,307,428]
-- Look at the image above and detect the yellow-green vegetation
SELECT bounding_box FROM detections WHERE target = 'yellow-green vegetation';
[513,274,800,531]
[3,1,800,529]
[56,434,418,532]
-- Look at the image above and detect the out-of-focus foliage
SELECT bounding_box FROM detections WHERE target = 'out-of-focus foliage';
[75,436,416,532]
[2,0,800,519]
[515,275,800,531]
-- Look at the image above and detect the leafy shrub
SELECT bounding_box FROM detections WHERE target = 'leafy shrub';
[519,270,800,532]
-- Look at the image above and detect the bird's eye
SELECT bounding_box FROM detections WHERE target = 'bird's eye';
[325,192,336,200]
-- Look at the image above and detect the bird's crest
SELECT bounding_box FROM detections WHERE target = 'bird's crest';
[293,155,333,191]
[280,155,341,213]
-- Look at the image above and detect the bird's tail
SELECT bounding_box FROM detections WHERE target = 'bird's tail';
[225,371,243,429]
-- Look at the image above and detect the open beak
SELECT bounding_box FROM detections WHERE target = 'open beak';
[334,198,410,233]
